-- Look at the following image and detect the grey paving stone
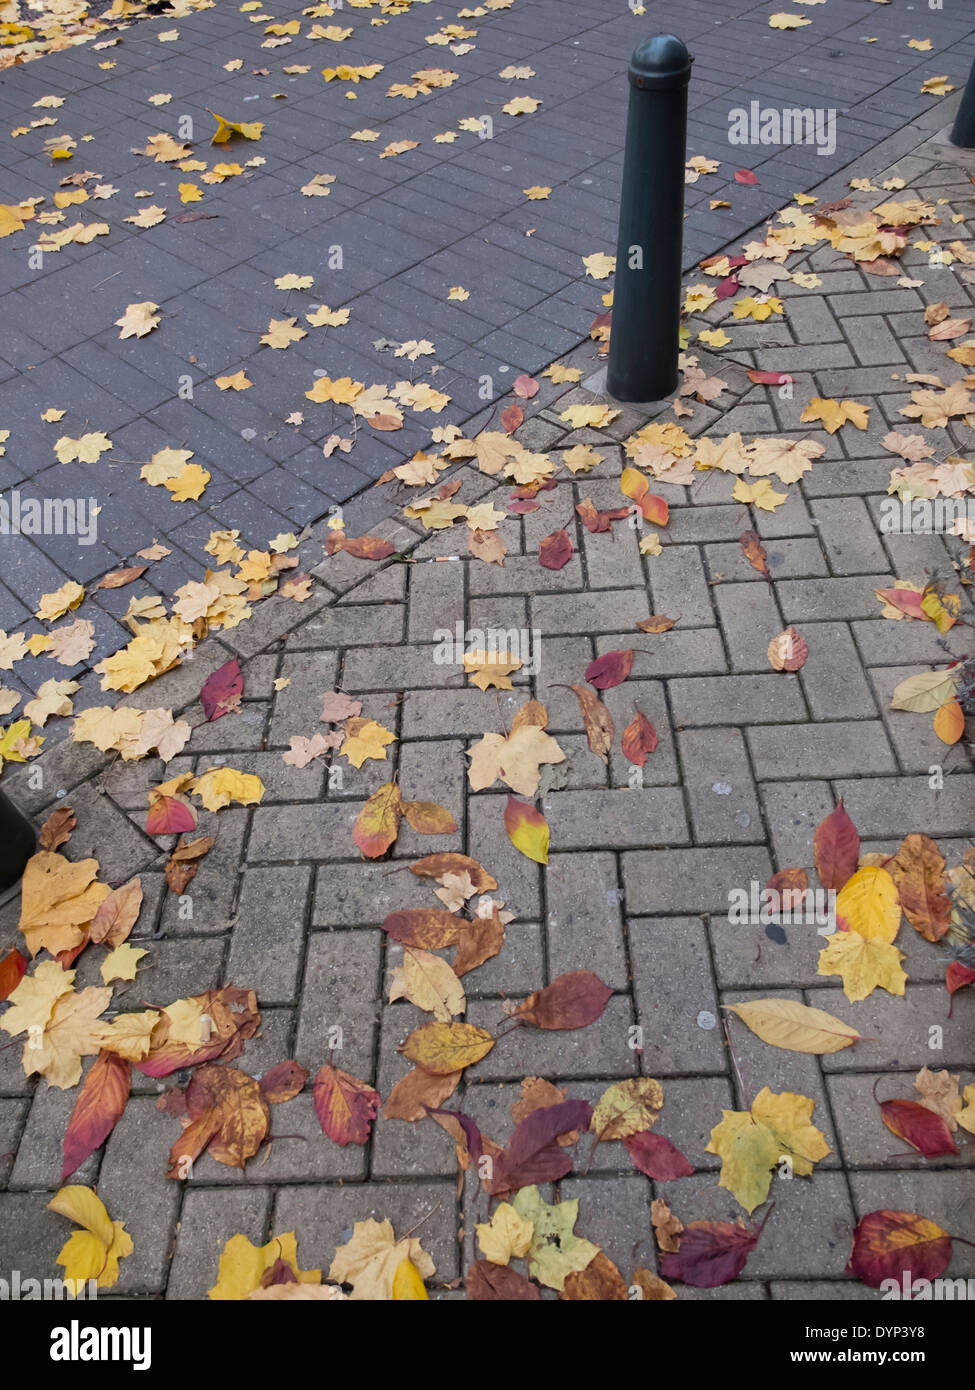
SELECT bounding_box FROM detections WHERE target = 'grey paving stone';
[629,917,726,1075]
[97,1097,181,1294]
[747,722,897,780]
[166,1186,272,1300]
[798,622,880,720]
[669,673,806,725]
[546,852,627,990]
[623,847,773,916]
[225,865,311,1005]
[713,583,783,672]
[294,930,382,1081]
[679,728,763,845]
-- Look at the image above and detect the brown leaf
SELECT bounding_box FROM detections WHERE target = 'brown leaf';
[466,1261,540,1300]
[469,528,506,565]
[888,833,951,942]
[568,684,613,763]
[313,1062,379,1146]
[739,529,770,581]
[89,878,143,947]
[636,616,676,633]
[501,403,524,434]
[39,806,76,851]
[453,905,505,977]
[325,533,395,561]
[510,1076,578,1147]
[96,566,148,590]
[560,1251,628,1300]
[164,835,214,894]
[514,971,613,1030]
[408,854,497,893]
[576,498,630,533]
[383,1066,462,1122]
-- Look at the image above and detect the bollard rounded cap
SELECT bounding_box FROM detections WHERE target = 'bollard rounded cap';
[628,34,693,90]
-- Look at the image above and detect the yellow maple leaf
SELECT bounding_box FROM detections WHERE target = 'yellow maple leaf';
[54,432,112,464]
[341,718,396,768]
[164,463,210,501]
[448,285,469,300]
[261,317,307,349]
[306,304,349,327]
[191,767,265,812]
[800,397,870,433]
[733,477,789,511]
[274,273,314,289]
[178,182,203,203]
[582,252,615,280]
[36,581,84,622]
[502,96,541,115]
[49,1186,133,1292]
[707,1088,830,1214]
[214,369,251,391]
[559,404,619,429]
[523,185,550,200]
[818,931,907,1002]
[463,648,523,691]
[210,111,264,143]
[305,374,363,404]
[115,300,159,338]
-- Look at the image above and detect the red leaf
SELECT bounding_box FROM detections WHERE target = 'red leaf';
[62,1051,131,1180]
[715,275,739,301]
[467,1261,540,1300]
[734,169,758,185]
[200,658,243,722]
[487,1099,593,1197]
[659,1216,765,1287]
[538,529,573,570]
[258,1060,308,1104]
[512,373,539,399]
[814,801,860,892]
[624,1130,694,1181]
[501,403,524,434]
[313,1062,379,1146]
[621,709,658,766]
[748,369,793,386]
[0,946,27,1001]
[947,961,975,1016]
[514,971,613,1030]
[508,499,539,514]
[846,1210,952,1288]
[145,795,197,835]
[585,649,633,690]
[879,1099,958,1157]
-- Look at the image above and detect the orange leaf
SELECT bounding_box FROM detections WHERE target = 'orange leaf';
[739,529,769,578]
[62,1050,130,1180]
[313,1062,379,1146]
[325,533,395,560]
[353,781,403,858]
[933,700,964,745]
[501,403,524,434]
[622,709,658,766]
[401,799,457,836]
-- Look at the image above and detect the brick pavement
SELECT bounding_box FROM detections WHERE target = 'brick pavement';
[0,0,974,691]
[1,6,974,1306]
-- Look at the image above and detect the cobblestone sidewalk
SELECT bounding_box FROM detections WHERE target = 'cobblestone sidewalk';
[1,114,974,1302]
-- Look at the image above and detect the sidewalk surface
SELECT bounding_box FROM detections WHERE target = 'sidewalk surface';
[0,0,973,1303]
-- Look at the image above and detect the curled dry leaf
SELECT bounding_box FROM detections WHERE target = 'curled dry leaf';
[39,805,76,851]
[567,684,613,763]
[767,626,808,672]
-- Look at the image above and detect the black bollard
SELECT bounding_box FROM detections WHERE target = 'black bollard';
[950,55,975,148]
[607,34,692,403]
[0,787,36,893]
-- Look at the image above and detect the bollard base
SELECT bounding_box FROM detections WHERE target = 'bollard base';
[586,365,676,410]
